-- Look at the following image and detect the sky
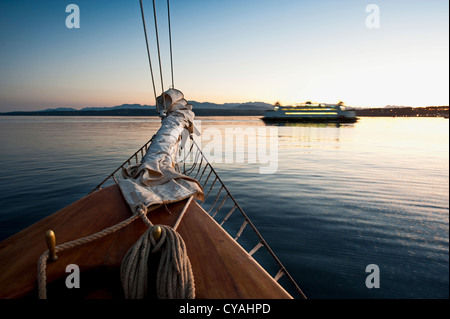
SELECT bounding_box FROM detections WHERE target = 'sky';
[0,0,448,112]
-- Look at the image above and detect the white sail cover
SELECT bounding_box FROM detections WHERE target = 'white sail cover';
[117,89,204,212]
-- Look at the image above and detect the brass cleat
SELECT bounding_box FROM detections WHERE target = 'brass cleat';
[45,230,58,262]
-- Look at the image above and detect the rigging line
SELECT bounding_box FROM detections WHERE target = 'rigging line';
[167,0,174,89]
[139,0,159,113]
[151,0,166,111]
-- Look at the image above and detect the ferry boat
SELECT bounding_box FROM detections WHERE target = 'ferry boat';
[263,101,357,123]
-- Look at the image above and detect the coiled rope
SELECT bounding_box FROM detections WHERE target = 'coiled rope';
[121,224,195,299]
[38,0,192,299]
[37,203,195,299]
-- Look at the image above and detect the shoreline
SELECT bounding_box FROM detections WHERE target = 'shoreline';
[0,106,448,118]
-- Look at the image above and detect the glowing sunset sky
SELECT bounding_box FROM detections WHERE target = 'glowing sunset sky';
[0,0,448,111]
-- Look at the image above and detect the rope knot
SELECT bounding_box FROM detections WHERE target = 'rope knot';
[134,203,148,215]
[134,203,153,228]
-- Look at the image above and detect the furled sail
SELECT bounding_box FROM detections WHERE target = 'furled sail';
[117,89,204,212]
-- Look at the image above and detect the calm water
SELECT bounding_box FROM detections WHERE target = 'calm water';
[0,116,448,299]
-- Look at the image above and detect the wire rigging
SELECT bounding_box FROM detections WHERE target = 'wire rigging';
[139,0,176,114]
[139,0,159,113]
[167,0,174,89]
[151,0,165,98]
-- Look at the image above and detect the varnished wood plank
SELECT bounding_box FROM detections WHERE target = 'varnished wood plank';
[0,185,141,298]
[0,185,292,299]
[174,201,292,299]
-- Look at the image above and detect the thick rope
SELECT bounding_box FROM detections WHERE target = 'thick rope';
[37,203,194,299]
[120,224,195,299]
[37,204,153,299]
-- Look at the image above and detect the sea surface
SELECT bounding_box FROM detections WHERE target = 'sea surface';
[0,115,448,299]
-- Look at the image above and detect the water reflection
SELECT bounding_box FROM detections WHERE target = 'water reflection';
[0,115,448,298]
[262,120,355,129]
[194,116,266,127]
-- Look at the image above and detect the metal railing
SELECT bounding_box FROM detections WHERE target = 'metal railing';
[177,136,307,299]
[89,137,154,194]
[91,132,307,299]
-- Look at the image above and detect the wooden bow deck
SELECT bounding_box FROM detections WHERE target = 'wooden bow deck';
[0,185,291,299]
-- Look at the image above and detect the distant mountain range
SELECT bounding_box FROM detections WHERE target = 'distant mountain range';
[0,101,276,116]
[39,101,275,112]
[1,102,448,117]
